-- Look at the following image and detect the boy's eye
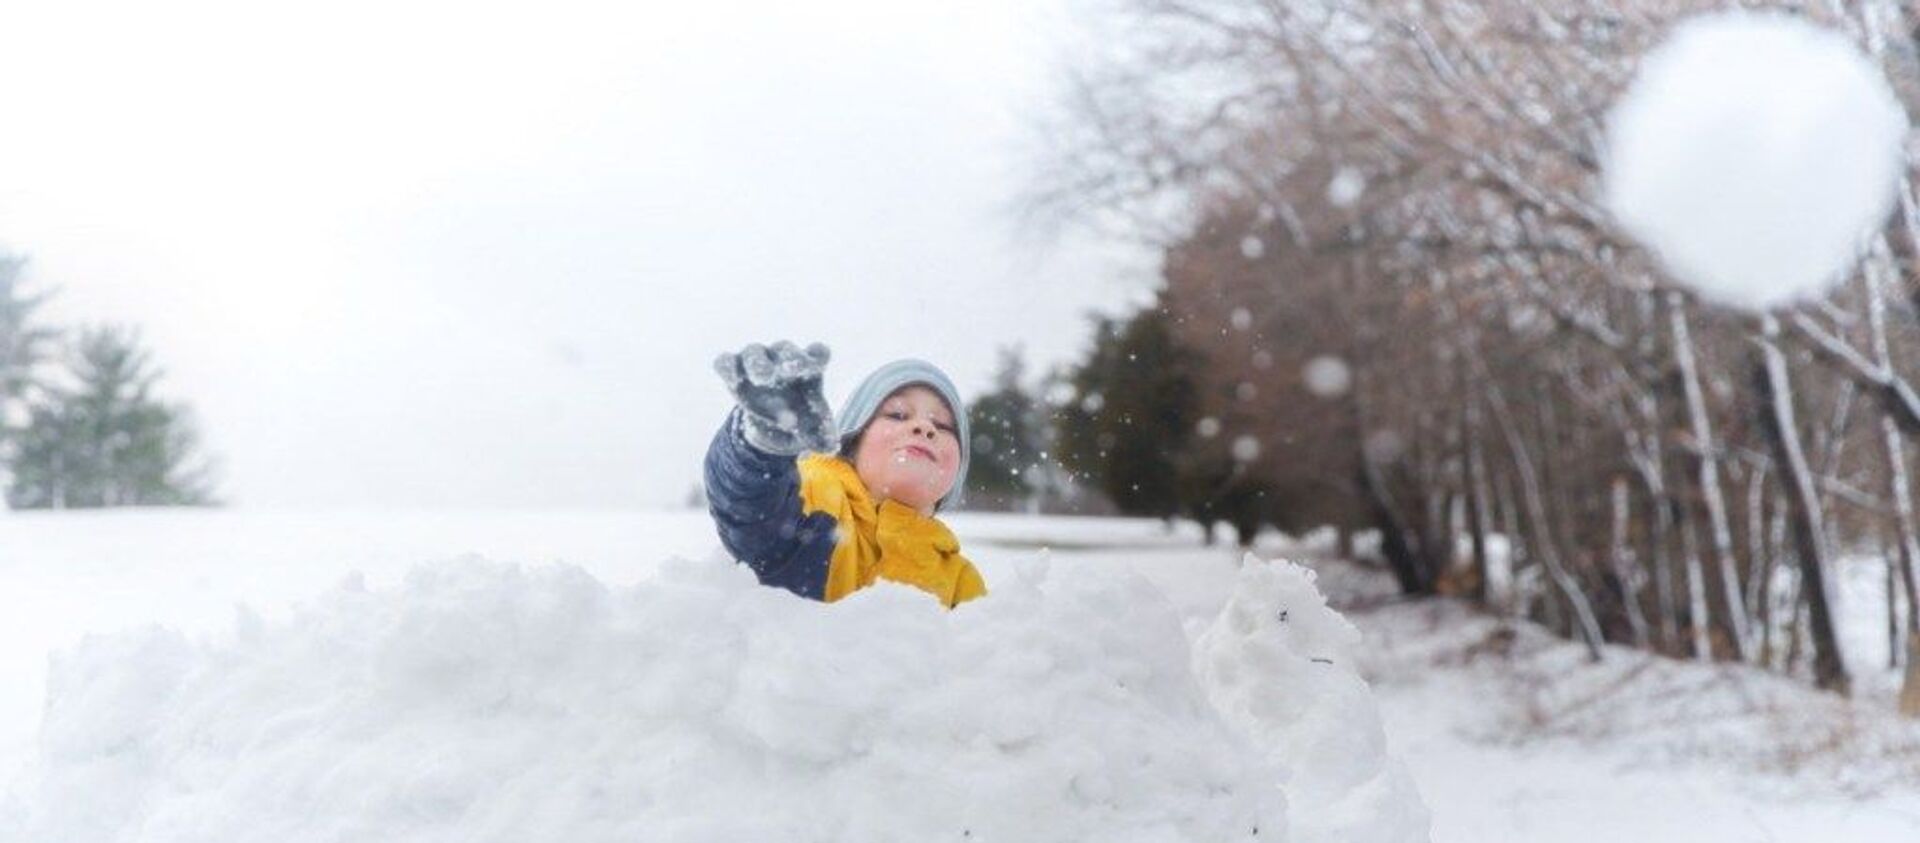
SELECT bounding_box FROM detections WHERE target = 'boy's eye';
[885,410,909,421]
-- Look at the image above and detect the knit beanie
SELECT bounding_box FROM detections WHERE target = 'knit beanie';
[836,358,970,510]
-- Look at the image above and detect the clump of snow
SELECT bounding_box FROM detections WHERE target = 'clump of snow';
[7,556,1306,843]
[1327,168,1366,208]
[1303,356,1352,398]
[1232,435,1262,463]
[1195,560,1429,843]
[1603,12,1908,310]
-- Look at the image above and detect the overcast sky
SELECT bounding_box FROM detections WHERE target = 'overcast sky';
[0,0,1155,509]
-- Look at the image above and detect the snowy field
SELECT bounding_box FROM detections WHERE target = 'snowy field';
[2,507,1918,840]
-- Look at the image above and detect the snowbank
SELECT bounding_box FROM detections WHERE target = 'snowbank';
[1,551,1425,842]
[1196,560,1429,843]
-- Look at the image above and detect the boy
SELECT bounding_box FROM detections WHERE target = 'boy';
[704,341,987,608]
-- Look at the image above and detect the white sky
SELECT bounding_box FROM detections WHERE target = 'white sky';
[0,0,1155,509]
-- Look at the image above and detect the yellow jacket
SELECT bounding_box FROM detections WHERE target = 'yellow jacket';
[798,454,987,608]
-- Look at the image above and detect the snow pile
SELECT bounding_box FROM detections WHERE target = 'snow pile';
[6,554,1341,843]
[1194,560,1429,843]
[1603,12,1908,310]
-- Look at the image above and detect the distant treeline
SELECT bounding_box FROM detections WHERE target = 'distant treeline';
[0,253,216,509]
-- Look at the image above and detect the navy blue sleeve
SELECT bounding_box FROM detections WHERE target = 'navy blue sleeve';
[703,409,839,601]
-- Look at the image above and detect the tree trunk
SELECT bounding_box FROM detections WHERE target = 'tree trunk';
[1680,510,1712,661]
[1888,534,1903,671]
[1464,412,1493,605]
[1756,315,1851,695]
[1610,475,1651,647]
[1480,378,1605,660]
[1901,631,1920,718]
[1358,462,1430,595]
[1632,459,1680,654]
[1743,461,1772,656]
[1667,292,1750,660]
[1761,491,1791,670]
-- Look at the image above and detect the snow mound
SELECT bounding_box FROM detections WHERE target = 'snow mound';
[1603,12,1908,311]
[1195,559,1429,843]
[6,555,1314,843]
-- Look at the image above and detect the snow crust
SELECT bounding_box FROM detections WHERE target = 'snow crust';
[2,551,1424,843]
[1603,12,1908,310]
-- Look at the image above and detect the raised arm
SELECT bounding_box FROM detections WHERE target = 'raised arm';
[703,341,840,600]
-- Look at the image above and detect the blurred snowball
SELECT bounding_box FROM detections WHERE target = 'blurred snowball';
[1232,435,1261,463]
[1197,417,1222,438]
[1303,356,1352,398]
[1240,235,1266,260]
[1046,381,1075,406]
[1235,382,1259,402]
[1603,12,1907,310]
[1252,350,1275,370]
[1081,392,1105,413]
[1230,308,1253,331]
[1328,167,1366,208]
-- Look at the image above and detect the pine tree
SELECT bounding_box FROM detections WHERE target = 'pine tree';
[0,253,59,502]
[965,347,1046,510]
[1056,300,1202,521]
[7,326,215,508]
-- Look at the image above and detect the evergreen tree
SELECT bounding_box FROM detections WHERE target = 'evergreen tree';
[1056,299,1202,520]
[965,347,1047,510]
[0,254,59,501]
[7,326,215,508]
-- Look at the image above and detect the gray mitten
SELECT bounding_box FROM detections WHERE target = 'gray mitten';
[714,341,837,456]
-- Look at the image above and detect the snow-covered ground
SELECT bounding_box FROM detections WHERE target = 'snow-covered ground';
[2,508,1918,840]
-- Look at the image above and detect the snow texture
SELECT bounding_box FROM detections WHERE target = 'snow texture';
[1195,560,1429,843]
[1,550,1423,843]
[1603,12,1908,311]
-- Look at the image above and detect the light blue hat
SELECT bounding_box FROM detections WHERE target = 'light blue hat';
[836,358,970,510]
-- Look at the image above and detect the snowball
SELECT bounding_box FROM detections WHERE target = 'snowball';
[1240,235,1266,260]
[1603,12,1908,310]
[1303,356,1352,398]
[1194,560,1429,843]
[1230,308,1254,331]
[1045,380,1075,406]
[1328,167,1366,208]
[1198,417,1223,438]
[9,557,1290,843]
[1232,435,1261,463]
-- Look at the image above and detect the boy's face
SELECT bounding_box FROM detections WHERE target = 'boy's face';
[851,385,961,514]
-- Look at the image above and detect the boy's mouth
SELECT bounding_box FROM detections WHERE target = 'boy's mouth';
[901,444,937,462]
